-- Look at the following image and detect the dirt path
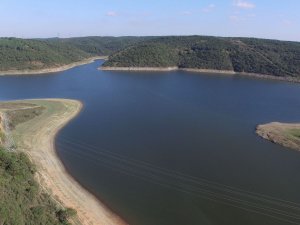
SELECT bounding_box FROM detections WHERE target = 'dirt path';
[11,99,127,225]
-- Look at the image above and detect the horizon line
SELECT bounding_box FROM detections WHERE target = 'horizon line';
[0,34,299,43]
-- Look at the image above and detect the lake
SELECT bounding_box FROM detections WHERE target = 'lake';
[1,60,300,225]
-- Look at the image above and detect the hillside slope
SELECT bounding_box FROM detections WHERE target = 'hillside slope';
[0,36,148,72]
[102,36,300,78]
[52,36,150,56]
[0,38,92,71]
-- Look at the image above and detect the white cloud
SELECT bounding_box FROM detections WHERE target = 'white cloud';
[181,11,192,15]
[247,13,256,18]
[202,4,216,13]
[106,11,117,17]
[229,15,239,22]
[281,19,292,26]
[230,12,256,23]
[234,0,255,9]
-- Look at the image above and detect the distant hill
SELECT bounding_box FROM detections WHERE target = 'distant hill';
[0,37,146,71]
[102,36,300,78]
[51,36,151,56]
[2,36,300,78]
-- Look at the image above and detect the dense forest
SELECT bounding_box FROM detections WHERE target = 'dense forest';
[0,147,75,225]
[51,36,150,56]
[1,36,300,78]
[0,38,91,70]
[103,36,300,78]
[0,36,145,71]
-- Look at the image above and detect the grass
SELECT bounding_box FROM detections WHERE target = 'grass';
[287,129,300,139]
[0,102,45,129]
[0,130,5,144]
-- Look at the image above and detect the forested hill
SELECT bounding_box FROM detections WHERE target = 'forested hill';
[102,36,300,78]
[0,37,146,71]
[2,36,300,78]
[50,36,150,56]
[0,38,91,71]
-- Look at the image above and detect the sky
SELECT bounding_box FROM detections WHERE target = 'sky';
[0,0,299,41]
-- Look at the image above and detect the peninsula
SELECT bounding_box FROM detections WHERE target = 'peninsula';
[256,122,300,151]
[0,99,126,225]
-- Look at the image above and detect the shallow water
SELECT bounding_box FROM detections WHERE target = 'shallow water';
[1,60,300,225]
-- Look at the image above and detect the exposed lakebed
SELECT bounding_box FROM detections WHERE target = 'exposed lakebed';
[1,60,300,225]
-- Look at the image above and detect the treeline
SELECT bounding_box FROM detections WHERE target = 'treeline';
[103,36,300,78]
[51,36,150,56]
[0,36,146,71]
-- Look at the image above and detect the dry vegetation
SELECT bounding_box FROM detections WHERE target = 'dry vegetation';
[256,122,300,151]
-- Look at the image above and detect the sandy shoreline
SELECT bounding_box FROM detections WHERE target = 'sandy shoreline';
[100,66,300,83]
[0,56,107,76]
[101,66,180,72]
[10,99,127,225]
[100,66,235,74]
[256,122,300,151]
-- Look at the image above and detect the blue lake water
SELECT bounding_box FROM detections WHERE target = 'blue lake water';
[1,60,300,225]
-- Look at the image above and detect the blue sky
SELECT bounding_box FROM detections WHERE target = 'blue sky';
[0,0,299,41]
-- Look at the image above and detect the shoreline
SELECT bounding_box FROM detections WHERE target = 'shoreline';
[101,66,180,72]
[100,66,300,83]
[10,99,127,225]
[0,56,107,76]
[256,122,300,151]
